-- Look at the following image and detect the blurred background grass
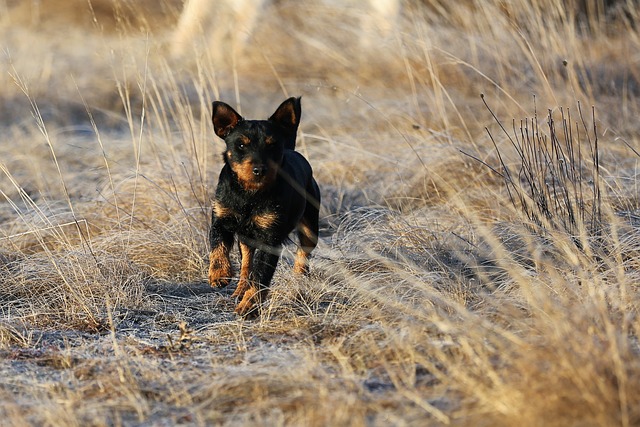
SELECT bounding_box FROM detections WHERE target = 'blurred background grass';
[0,0,639,425]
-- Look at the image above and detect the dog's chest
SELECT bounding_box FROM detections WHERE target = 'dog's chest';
[219,196,282,234]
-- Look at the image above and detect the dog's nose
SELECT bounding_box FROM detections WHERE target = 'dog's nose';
[252,165,267,177]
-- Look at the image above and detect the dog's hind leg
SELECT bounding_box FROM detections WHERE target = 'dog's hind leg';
[294,185,320,275]
[293,217,317,275]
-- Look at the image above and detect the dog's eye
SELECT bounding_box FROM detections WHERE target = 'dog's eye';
[237,136,250,151]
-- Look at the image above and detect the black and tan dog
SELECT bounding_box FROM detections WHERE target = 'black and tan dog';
[208,97,320,316]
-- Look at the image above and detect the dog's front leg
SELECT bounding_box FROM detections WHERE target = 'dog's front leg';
[232,241,254,298]
[208,219,235,288]
[234,247,281,316]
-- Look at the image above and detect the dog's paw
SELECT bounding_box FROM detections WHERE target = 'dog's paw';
[293,253,309,275]
[293,244,315,275]
[208,268,231,288]
[234,286,260,316]
[231,278,250,298]
[208,250,232,288]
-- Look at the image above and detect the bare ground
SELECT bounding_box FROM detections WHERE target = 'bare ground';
[1,1,640,426]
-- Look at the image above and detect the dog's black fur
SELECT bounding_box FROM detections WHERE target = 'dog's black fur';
[208,97,320,316]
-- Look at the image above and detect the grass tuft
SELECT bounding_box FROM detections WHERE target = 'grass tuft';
[0,0,639,425]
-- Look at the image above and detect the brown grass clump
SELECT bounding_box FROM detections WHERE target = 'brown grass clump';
[0,0,639,425]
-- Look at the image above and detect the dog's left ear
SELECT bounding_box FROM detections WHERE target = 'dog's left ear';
[269,97,301,132]
[212,101,243,138]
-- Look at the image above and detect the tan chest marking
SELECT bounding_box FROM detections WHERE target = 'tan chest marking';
[252,211,279,229]
[213,199,237,219]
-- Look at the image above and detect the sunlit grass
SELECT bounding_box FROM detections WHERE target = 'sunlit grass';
[0,0,638,425]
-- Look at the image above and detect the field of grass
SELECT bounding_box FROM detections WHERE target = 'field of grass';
[0,0,639,425]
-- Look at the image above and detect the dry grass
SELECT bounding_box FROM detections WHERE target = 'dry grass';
[0,0,639,425]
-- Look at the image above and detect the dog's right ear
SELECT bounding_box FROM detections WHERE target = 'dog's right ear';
[269,97,301,133]
[212,101,243,138]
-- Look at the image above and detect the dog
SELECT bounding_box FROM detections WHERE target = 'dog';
[208,97,320,316]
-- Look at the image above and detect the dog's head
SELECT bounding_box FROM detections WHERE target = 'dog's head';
[212,97,301,192]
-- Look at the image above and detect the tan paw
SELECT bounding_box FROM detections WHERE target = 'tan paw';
[234,286,259,316]
[293,249,309,275]
[208,248,232,288]
[231,278,250,298]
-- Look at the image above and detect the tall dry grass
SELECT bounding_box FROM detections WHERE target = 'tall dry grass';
[0,0,639,426]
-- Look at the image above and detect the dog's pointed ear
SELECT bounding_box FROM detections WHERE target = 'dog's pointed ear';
[269,97,301,132]
[212,101,243,138]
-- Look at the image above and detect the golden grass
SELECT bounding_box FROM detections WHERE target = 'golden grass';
[0,0,639,425]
